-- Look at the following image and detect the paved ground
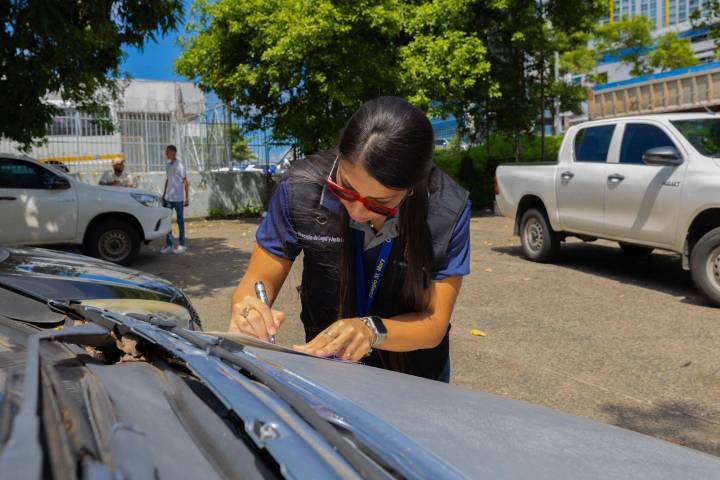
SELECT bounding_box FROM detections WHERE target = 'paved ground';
[133,216,720,456]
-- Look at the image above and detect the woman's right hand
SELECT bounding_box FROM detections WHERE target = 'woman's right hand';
[229,296,286,341]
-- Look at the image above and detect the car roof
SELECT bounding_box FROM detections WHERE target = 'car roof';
[0,152,39,162]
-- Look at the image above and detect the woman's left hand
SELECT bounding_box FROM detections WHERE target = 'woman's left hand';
[293,318,375,362]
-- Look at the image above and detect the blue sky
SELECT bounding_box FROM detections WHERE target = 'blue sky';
[120,1,193,81]
[121,35,184,81]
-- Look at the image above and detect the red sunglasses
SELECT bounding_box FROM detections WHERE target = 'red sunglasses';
[325,157,399,217]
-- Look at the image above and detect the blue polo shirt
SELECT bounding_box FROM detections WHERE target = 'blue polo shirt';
[256,175,471,280]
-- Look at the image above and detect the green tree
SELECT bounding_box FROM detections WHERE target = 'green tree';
[177,0,405,153]
[229,125,256,161]
[559,33,604,82]
[177,0,603,158]
[0,0,184,147]
[647,32,699,71]
[690,0,720,56]
[399,0,602,161]
[478,0,603,156]
[399,0,496,146]
[595,15,654,76]
[563,15,697,81]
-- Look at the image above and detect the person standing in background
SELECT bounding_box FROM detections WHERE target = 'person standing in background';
[161,145,190,255]
[99,158,135,188]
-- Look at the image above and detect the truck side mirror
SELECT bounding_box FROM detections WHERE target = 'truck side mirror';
[642,146,683,166]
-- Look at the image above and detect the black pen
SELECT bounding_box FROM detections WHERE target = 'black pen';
[255,281,275,344]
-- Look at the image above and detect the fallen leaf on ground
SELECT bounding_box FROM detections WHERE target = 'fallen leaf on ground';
[470,329,487,337]
[484,268,493,272]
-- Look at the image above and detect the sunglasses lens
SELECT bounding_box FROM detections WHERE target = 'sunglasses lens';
[365,201,395,216]
[327,180,396,217]
[328,181,357,201]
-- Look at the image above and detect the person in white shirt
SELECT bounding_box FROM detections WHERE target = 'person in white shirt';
[99,158,135,188]
[161,145,190,254]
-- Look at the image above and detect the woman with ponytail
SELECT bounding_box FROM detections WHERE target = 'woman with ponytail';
[229,96,471,382]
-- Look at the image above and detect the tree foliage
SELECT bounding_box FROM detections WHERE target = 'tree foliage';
[229,125,256,161]
[647,32,698,72]
[178,0,604,153]
[177,0,406,153]
[0,0,184,147]
[691,0,720,56]
[595,15,654,76]
[563,15,697,80]
[399,0,496,145]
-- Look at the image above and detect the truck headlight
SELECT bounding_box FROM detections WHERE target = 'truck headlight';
[131,193,161,208]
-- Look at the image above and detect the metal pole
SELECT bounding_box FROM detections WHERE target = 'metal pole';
[143,112,150,173]
[554,51,561,134]
[539,1,545,162]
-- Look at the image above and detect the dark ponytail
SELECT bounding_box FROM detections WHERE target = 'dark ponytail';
[336,97,435,326]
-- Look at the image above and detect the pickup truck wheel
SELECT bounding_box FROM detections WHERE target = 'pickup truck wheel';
[85,219,140,266]
[619,243,654,257]
[520,208,560,262]
[690,227,720,306]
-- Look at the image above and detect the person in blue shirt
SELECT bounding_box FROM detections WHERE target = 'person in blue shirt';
[229,97,471,382]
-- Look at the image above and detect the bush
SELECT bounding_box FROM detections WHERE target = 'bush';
[435,134,563,209]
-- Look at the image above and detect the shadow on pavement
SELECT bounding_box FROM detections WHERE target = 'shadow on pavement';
[492,242,712,307]
[134,237,251,298]
[601,401,720,456]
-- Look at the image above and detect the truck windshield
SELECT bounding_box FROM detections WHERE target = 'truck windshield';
[671,119,720,158]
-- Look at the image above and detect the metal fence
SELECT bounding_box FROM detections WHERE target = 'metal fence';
[432,118,459,142]
[0,102,295,175]
[1,103,455,175]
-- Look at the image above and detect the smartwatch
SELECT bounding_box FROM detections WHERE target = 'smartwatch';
[361,316,388,348]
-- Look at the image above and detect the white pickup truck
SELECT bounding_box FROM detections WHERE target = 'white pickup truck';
[496,113,720,305]
[0,154,171,265]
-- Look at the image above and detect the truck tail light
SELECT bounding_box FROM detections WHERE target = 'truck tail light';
[493,176,499,196]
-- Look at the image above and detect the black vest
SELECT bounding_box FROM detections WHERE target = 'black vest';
[286,151,469,379]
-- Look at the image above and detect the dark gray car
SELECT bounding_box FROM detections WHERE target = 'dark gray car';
[0,247,718,479]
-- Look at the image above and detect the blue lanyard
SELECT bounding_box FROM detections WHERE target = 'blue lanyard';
[354,229,394,317]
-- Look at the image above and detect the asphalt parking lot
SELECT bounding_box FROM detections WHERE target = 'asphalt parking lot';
[134,215,720,456]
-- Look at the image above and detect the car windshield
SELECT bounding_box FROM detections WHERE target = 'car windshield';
[671,118,720,157]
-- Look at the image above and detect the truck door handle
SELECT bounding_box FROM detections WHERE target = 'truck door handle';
[561,171,575,179]
[0,196,17,201]
[608,173,625,182]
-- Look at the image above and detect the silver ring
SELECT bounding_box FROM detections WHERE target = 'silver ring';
[324,331,336,338]
[241,307,250,318]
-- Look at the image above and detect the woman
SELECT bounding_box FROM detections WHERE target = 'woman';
[229,96,471,382]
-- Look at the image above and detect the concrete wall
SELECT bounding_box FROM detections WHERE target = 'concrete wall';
[78,170,271,219]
